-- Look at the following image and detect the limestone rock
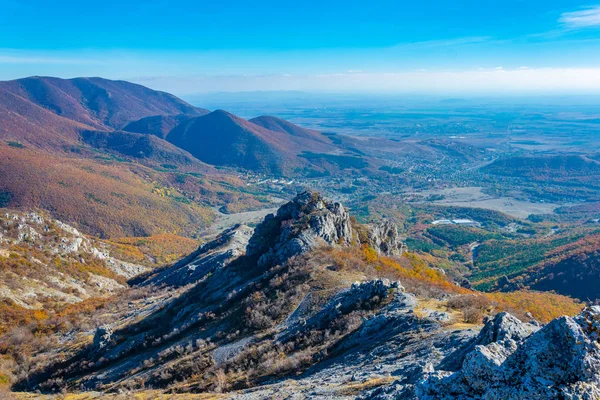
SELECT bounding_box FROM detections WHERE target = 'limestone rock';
[91,325,113,354]
[418,307,600,399]
[367,220,405,256]
[281,279,401,341]
[143,224,253,287]
[247,191,353,267]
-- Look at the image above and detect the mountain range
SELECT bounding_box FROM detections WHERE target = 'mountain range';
[0,76,367,237]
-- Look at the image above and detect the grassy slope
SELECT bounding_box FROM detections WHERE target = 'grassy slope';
[105,233,200,267]
[0,143,214,238]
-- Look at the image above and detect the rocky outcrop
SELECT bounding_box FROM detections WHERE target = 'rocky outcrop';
[247,191,353,267]
[367,220,405,256]
[19,192,598,400]
[1,211,146,278]
[417,307,600,399]
[281,279,400,342]
[91,325,113,355]
[0,211,146,308]
[142,224,253,287]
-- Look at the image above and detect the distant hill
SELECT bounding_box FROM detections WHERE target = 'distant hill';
[0,76,359,177]
[80,129,214,172]
[168,110,338,175]
[0,84,91,147]
[0,77,280,237]
[482,155,600,202]
[484,155,600,179]
[0,76,371,238]
[123,114,200,139]
[0,76,207,131]
[249,115,330,144]
[124,112,344,175]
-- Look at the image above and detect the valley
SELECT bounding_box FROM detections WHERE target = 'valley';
[1,77,600,398]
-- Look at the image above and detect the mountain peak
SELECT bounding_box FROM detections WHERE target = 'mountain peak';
[0,76,203,131]
[247,191,353,267]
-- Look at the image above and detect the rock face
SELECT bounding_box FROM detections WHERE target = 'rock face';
[0,211,146,308]
[247,191,353,267]
[91,326,113,355]
[367,220,405,256]
[281,279,401,341]
[143,224,253,287]
[417,307,600,399]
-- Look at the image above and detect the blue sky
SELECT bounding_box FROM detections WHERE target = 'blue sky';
[1,0,600,94]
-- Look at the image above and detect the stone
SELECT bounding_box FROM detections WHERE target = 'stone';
[91,325,113,354]
[417,307,600,399]
[247,191,353,267]
[367,220,405,256]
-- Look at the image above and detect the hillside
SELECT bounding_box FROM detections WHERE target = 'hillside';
[80,129,215,172]
[0,210,145,318]
[104,233,200,267]
[249,115,331,144]
[0,143,217,238]
[123,114,198,139]
[0,76,207,131]
[168,110,339,175]
[0,77,282,238]
[0,84,92,148]
[493,234,600,301]
[484,155,600,180]
[9,192,587,398]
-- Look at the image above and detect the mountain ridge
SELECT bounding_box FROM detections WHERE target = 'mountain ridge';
[167,109,339,175]
[13,192,587,398]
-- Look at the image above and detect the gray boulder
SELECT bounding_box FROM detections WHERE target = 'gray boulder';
[367,220,405,256]
[418,307,600,399]
[91,325,113,355]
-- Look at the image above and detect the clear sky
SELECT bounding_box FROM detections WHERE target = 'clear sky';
[1,0,600,95]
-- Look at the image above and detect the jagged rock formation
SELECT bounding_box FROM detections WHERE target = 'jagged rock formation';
[142,224,253,287]
[247,191,353,267]
[16,192,412,394]
[0,211,146,308]
[13,192,599,399]
[416,307,600,399]
[241,284,475,400]
[367,220,405,256]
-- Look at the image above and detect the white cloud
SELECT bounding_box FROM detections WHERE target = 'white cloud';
[559,6,600,29]
[390,36,492,50]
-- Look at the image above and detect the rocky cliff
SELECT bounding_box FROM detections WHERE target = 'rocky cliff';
[367,220,406,256]
[0,211,146,308]
[247,191,353,267]
[13,192,596,399]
